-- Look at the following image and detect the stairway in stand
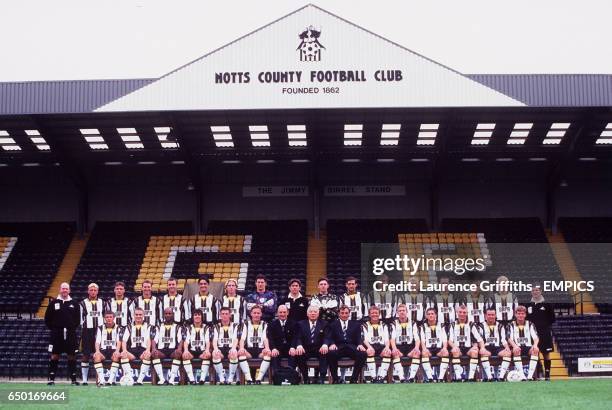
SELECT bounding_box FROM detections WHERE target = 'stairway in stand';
[306,231,327,296]
[36,234,89,318]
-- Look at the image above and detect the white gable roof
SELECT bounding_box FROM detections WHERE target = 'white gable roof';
[97,4,523,112]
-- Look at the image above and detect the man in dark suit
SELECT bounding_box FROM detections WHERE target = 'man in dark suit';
[290,305,329,384]
[325,305,367,383]
[268,305,296,371]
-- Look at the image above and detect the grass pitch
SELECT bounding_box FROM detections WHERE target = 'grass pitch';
[1,379,611,410]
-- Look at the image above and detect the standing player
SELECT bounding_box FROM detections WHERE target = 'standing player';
[186,277,220,325]
[361,305,392,383]
[93,311,125,386]
[182,309,211,385]
[45,282,80,385]
[131,280,162,326]
[238,305,272,385]
[462,283,489,325]
[212,307,240,384]
[477,307,512,381]
[340,276,366,321]
[246,275,277,323]
[278,278,309,322]
[106,281,130,327]
[79,283,104,385]
[364,274,396,323]
[448,305,480,382]
[309,277,340,322]
[429,276,457,328]
[122,307,155,385]
[419,308,450,382]
[526,284,555,380]
[389,304,421,383]
[161,277,185,325]
[152,307,185,385]
[403,277,426,324]
[221,279,247,324]
[508,305,540,381]
[493,276,518,325]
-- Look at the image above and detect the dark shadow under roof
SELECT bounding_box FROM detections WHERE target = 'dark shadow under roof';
[0,74,610,115]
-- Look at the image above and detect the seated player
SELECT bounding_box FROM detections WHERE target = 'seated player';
[389,304,421,383]
[152,307,185,385]
[477,307,512,381]
[361,305,392,383]
[238,305,272,384]
[212,307,240,385]
[448,305,480,382]
[121,307,155,385]
[508,305,540,381]
[93,311,125,386]
[182,309,211,385]
[419,308,450,382]
[221,279,247,324]
[291,305,329,384]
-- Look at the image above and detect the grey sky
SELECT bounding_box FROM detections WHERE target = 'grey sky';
[1,0,610,82]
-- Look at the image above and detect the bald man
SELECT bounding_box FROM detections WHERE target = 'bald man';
[267,305,296,371]
[45,283,80,385]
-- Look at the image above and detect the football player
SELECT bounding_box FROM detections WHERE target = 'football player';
[161,277,185,325]
[389,304,421,383]
[79,283,104,385]
[152,307,185,385]
[185,277,220,325]
[122,307,155,385]
[93,311,125,386]
[221,279,247,324]
[361,305,392,383]
[238,305,271,384]
[212,307,240,384]
[478,307,512,381]
[131,280,162,326]
[340,276,366,321]
[182,309,211,385]
[419,308,450,382]
[448,305,480,381]
[508,305,540,380]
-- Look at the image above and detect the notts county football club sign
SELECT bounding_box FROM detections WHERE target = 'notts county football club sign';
[214,24,404,95]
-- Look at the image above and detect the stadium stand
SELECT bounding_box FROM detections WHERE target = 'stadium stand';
[70,221,193,300]
[558,217,612,313]
[206,220,308,298]
[553,314,612,375]
[0,319,50,378]
[326,219,428,292]
[0,222,74,315]
[440,218,571,304]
